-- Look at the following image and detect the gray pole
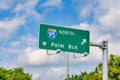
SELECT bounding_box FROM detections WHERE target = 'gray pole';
[67,53,69,80]
[101,41,108,80]
[90,41,108,80]
[61,53,69,80]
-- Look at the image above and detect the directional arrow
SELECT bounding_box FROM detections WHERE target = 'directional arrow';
[81,39,86,45]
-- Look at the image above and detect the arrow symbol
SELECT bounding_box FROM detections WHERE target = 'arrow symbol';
[81,39,86,45]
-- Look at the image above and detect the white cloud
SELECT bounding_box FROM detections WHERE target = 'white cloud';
[0,16,25,30]
[14,0,43,22]
[79,4,93,19]
[30,67,66,80]
[18,47,47,65]
[41,0,63,8]
[18,47,66,66]
[0,33,37,54]
[109,42,120,56]
[0,0,45,41]
[0,16,25,41]
[73,0,97,19]
[11,41,21,48]
[0,0,27,10]
[98,1,120,42]
[0,46,21,54]
[19,33,37,47]
[0,0,15,10]
[43,67,66,80]
[10,33,38,49]
[32,74,39,80]
[74,0,120,40]
[99,9,120,30]
[94,0,120,40]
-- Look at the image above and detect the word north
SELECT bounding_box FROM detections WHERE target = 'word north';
[59,30,74,36]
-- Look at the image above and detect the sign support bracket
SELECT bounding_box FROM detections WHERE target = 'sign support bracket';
[46,49,61,55]
[90,41,108,80]
[73,53,88,58]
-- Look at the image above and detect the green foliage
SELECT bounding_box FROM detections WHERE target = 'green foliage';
[65,54,120,80]
[0,67,32,80]
[108,54,120,80]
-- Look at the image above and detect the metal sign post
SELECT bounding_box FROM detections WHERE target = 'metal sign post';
[90,41,108,80]
[102,41,108,80]
[66,53,69,80]
[60,53,69,80]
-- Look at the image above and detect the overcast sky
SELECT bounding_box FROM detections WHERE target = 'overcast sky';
[0,0,120,80]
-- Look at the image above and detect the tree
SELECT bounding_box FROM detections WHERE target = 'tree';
[0,67,32,80]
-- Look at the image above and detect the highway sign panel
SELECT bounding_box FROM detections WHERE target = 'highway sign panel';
[39,24,90,54]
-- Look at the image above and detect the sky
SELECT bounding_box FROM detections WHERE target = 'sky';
[0,0,120,80]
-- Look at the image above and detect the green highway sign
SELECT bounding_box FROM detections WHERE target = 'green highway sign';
[39,24,90,54]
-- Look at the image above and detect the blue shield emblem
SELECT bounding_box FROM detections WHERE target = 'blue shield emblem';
[48,29,57,40]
